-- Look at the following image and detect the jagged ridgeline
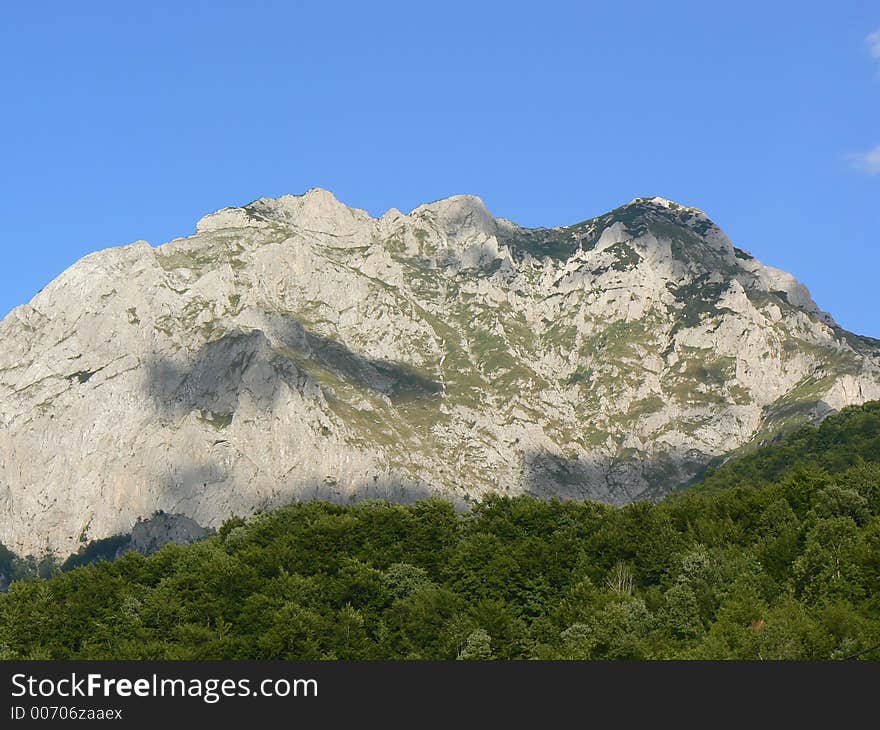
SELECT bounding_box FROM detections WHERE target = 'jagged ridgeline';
[1,189,879,557]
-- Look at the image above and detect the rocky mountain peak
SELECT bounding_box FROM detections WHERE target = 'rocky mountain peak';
[631,195,707,213]
[409,194,495,230]
[196,187,373,237]
[1,189,878,558]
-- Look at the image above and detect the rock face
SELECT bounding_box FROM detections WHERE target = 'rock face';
[1,189,879,557]
[127,511,212,556]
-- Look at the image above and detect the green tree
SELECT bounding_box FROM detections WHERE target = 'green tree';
[457,629,493,660]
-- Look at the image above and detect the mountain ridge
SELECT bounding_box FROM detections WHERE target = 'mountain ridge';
[1,189,878,557]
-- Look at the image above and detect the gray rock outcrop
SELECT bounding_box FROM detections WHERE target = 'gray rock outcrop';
[1,189,878,557]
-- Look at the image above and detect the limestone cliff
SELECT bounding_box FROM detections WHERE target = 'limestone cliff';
[2,189,878,556]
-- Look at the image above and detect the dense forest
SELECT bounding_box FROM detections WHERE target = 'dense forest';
[1,401,879,660]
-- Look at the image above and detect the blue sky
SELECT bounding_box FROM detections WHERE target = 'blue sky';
[1,1,878,336]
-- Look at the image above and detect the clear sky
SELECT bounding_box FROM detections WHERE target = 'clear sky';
[1,2,878,336]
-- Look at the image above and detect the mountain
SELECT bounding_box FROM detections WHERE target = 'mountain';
[1,189,879,557]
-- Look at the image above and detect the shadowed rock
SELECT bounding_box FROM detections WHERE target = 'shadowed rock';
[145,316,442,422]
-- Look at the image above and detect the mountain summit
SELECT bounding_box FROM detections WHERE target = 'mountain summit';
[2,190,879,556]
